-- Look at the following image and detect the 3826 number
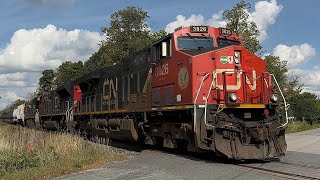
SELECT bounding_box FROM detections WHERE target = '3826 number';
[155,63,168,77]
[191,26,208,33]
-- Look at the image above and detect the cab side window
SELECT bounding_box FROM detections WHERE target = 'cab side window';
[153,36,172,61]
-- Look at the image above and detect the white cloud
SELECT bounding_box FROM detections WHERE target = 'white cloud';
[0,86,38,110]
[0,24,102,73]
[273,43,316,67]
[250,0,283,42]
[0,91,24,110]
[165,12,226,33]
[0,24,102,110]
[165,0,283,43]
[289,67,320,97]
[0,72,38,88]
[272,43,317,95]
[273,43,320,96]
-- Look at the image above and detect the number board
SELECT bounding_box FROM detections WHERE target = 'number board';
[190,26,208,33]
[220,28,232,36]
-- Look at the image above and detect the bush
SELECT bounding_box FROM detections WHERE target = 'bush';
[286,120,320,134]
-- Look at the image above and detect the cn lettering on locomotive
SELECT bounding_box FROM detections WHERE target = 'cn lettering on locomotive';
[103,78,117,101]
[213,69,257,91]
[22,26,288,160]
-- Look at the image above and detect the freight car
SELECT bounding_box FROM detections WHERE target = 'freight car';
[24,26,288,160]
[12,104,25,125]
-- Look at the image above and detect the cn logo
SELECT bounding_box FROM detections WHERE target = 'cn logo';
[103,78,117,100]
[213,69,256,91]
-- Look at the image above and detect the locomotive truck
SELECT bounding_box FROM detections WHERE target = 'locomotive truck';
[24,26,288,160]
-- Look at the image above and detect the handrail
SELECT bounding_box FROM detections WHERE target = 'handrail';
[204,72,217,128]
[203,70,234,128]
[65,101,70,121]
[270,74,289,128]
[194,73,210,104]
[69,107,73,121]
[194,73,210,132]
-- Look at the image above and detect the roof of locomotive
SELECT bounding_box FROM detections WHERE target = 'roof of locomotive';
[73,67,101,86]
[74,60,126,84]
[173,26,242,43]
[55,81,73,96]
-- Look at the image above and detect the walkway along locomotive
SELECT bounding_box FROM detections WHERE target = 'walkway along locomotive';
[24,26,288,160]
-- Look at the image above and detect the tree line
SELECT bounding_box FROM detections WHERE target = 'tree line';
[2,1,319,123]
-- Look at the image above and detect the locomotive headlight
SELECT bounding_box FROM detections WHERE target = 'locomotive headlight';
[234,51,240,58]
[234,51,241,64]
[229,93,237,102]
[270,94,278,103]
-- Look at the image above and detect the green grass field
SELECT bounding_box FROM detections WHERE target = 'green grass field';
[0,122,127,180]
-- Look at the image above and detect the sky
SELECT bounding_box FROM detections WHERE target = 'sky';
[0,0,319,110]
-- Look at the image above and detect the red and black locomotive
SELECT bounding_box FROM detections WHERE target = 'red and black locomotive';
[24,26,287,160]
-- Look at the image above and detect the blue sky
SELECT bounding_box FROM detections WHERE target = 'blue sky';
[0,0,319,109]
[1,0,319,51]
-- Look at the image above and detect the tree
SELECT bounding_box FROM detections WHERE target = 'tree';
[264,55,304,117]
[223,0,262,54]
[284,75,302,102]
[38,69,55,93]
[264,55,288,89]
[55,61,84,87]
[101,6,164,64]
[290,92,320,123]
[83,6,167,72]
[83,45,109,73]
[149,29,168,42]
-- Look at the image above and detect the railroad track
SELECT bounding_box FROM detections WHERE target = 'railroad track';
[238,160,320,180]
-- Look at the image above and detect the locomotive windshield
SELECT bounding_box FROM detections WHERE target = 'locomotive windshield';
[217,38,241,48]
[178,36,214,50]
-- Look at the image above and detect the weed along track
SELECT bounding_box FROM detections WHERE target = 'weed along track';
[0,123,127,180]
[238,161,320,180]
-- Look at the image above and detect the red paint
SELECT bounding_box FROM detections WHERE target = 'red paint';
[73,85,82,112]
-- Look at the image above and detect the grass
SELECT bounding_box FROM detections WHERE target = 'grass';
[0,122,127,180]
[286,120,320,134]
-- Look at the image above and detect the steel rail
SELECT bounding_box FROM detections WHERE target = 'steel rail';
[238,164,320,180]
